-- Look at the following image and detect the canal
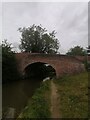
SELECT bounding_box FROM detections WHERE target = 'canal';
[2,62,56,118]
[2,79,41,117]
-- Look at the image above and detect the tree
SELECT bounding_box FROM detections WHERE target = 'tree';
[18,24,59,54]
[2,40,20,83]
[66,46,86,56]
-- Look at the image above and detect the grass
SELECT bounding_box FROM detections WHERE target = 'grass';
[18,80,51,118]
[18,72,89,118]
[54,72,88,118]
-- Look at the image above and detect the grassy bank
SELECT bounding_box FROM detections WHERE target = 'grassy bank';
[18,80,51,118]
[18,72,88,118]
[54,72,88,118]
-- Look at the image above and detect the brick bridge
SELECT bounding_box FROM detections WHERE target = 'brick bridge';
[15,53,87,78]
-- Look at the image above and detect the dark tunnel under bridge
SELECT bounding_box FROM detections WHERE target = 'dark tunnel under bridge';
[23,62,56,80]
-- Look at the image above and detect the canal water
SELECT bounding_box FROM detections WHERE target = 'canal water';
[2,79,41,117]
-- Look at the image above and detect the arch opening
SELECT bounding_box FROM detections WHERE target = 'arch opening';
[24,62,56,80]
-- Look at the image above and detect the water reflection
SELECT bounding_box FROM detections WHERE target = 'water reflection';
[2,79,41,117]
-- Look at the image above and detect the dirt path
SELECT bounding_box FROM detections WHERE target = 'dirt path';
[50,80,61,118]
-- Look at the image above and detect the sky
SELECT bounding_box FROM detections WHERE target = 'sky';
[2,2,88,54]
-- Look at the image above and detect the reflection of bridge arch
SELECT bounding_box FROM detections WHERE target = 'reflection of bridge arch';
[15,53,85,78]
[23,62,56,79]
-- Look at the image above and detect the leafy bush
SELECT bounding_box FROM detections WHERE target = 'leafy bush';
[2,40,20,83]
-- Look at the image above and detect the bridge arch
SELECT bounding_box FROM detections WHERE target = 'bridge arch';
[23,62,56,80]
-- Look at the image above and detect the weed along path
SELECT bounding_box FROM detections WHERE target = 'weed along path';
[50,80,61,118]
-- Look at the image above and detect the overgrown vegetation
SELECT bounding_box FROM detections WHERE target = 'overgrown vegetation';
[2,40,20,83]
[54,72,88,118]
[18,80,51,118]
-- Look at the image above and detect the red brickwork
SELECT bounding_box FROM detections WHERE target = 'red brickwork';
[15,53,86,78]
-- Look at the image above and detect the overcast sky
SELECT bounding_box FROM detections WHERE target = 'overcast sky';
[2,2,88,54]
